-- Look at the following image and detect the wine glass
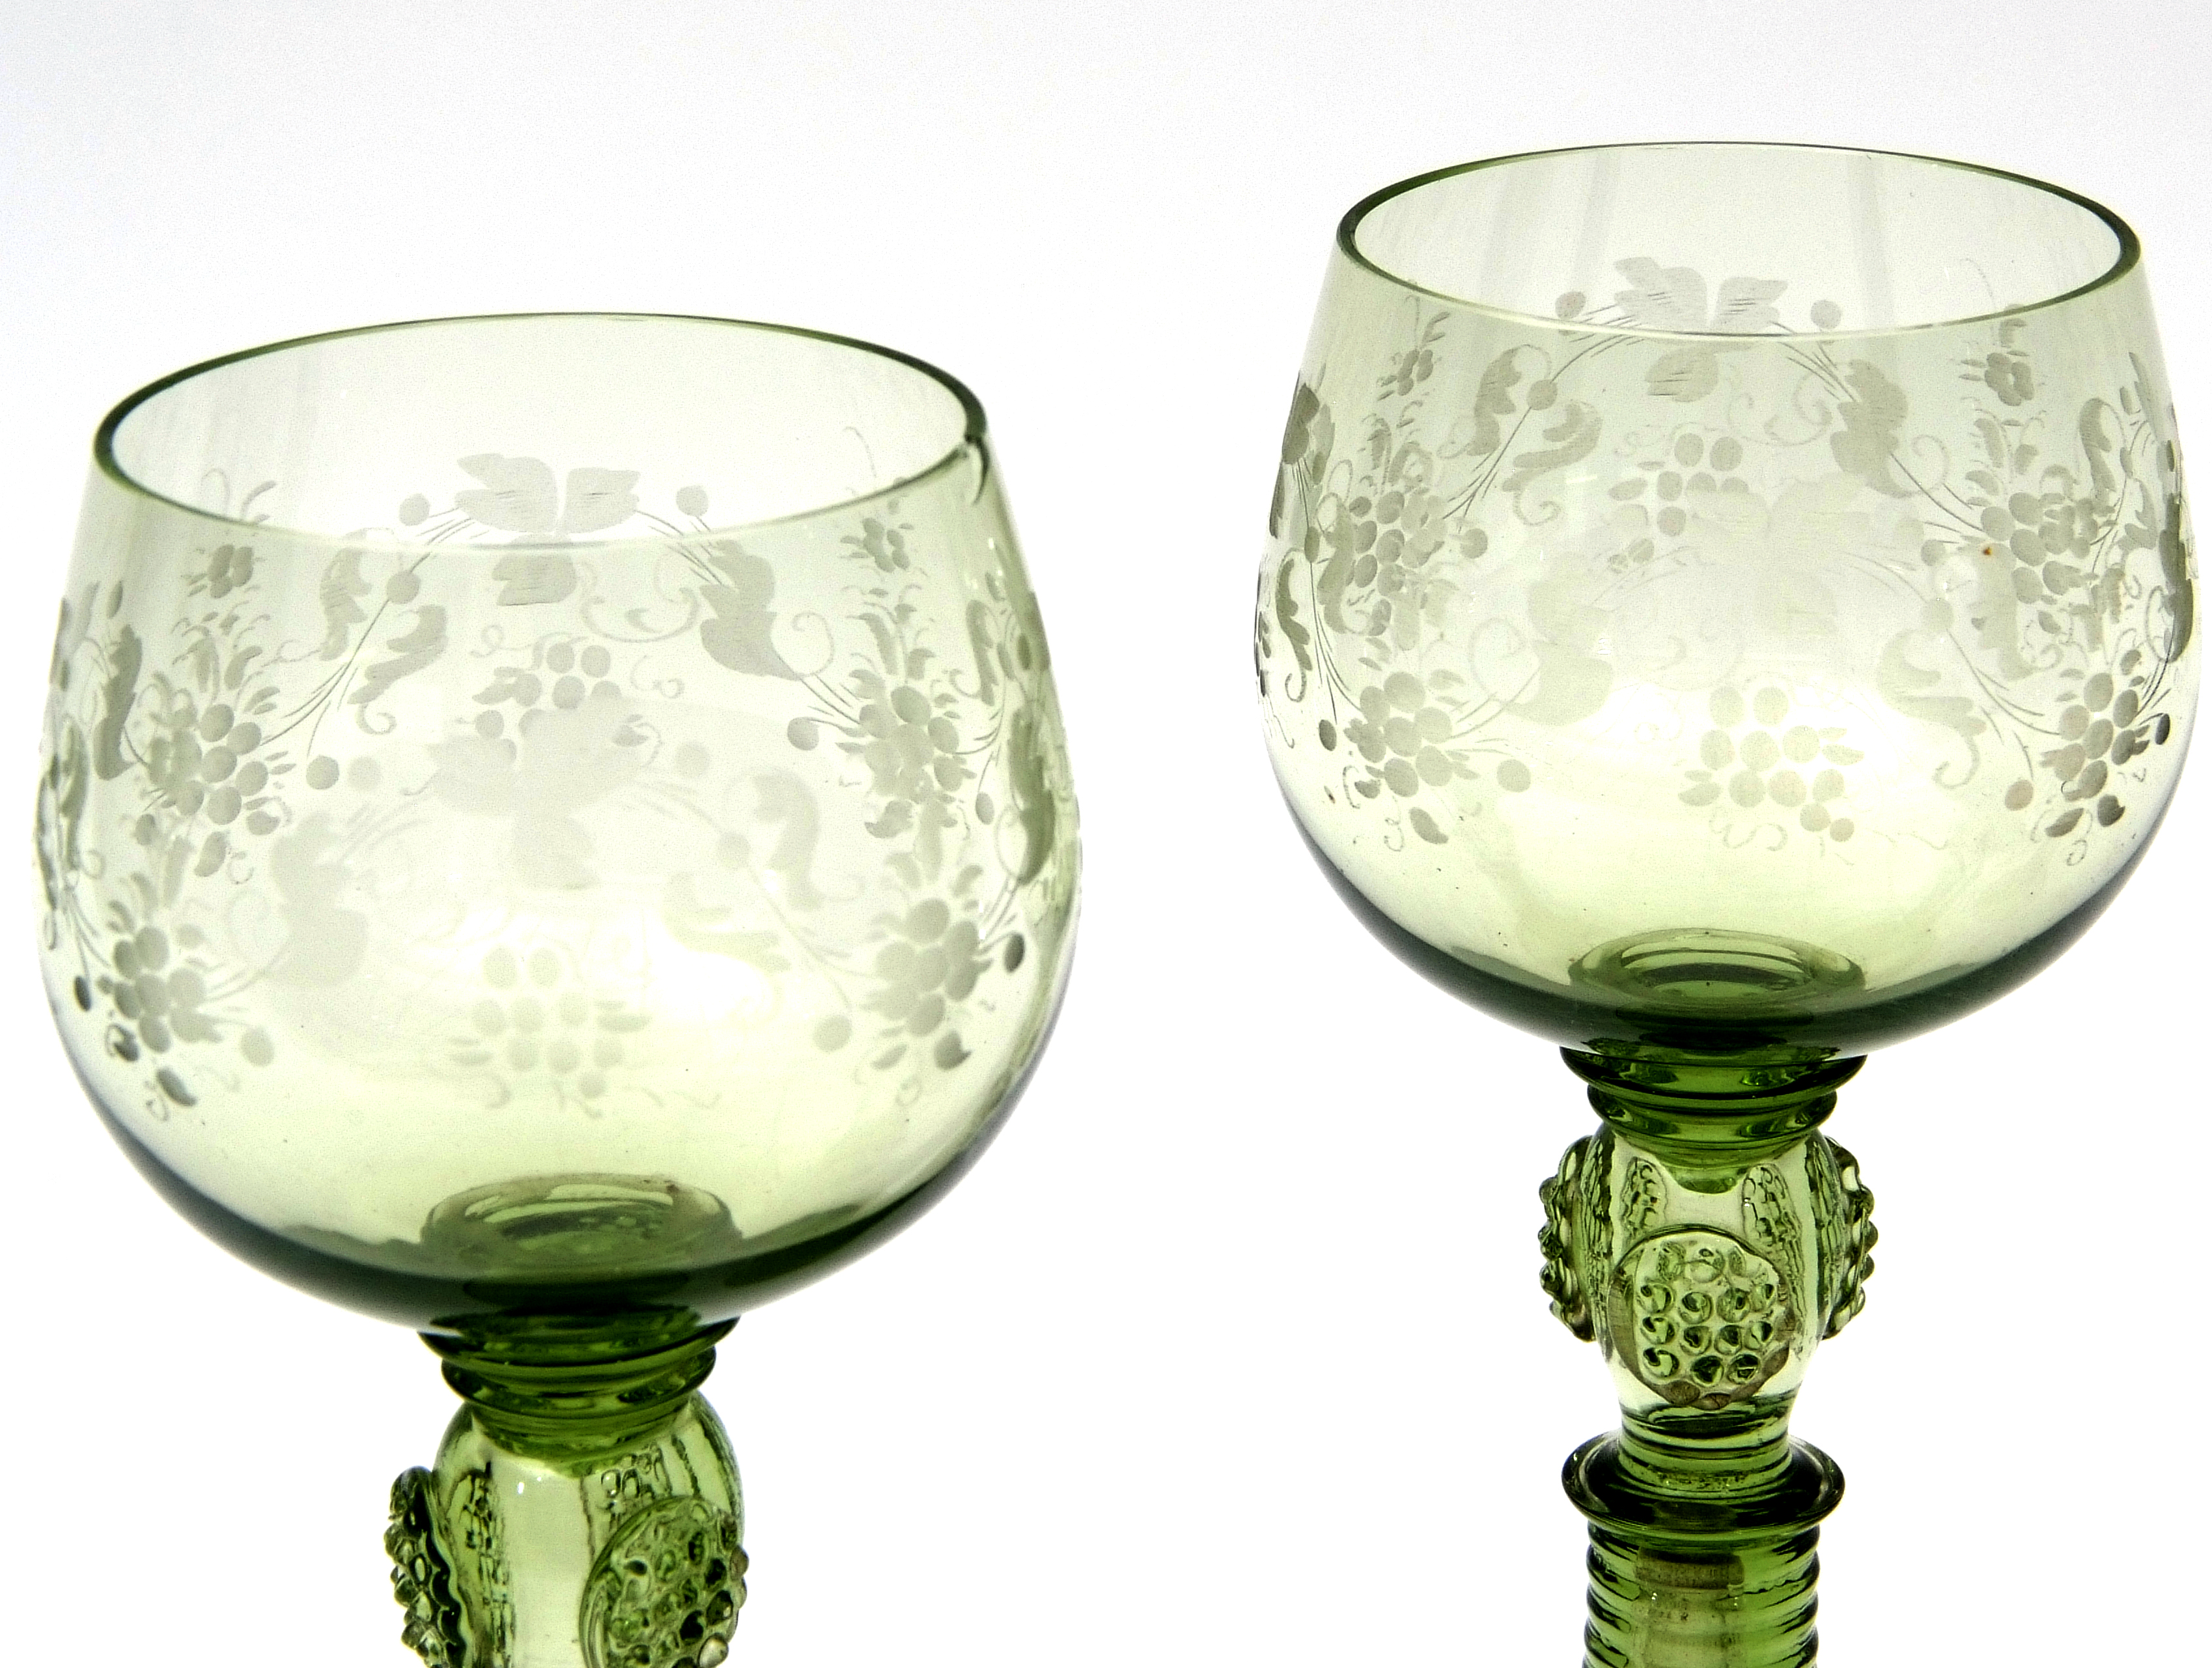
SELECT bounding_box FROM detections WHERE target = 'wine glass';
[35,313,1079,1667]
[1253,143,2196,1665]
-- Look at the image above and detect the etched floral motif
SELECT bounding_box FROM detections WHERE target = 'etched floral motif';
[1901,335,2192,842]
[761,515,1059,1071]
[1260,297,1638,848]
[1257,257,2195,863]
[203,541,256,599]
[431,677,652,890]
[38,516,449,1113]
[1259,307,1571,847]
[40,488,461,1110]
[1587,259,1793,405]
[1604,259,1790,335]
[1977,348,2036,408]
[41,451,1072,1123]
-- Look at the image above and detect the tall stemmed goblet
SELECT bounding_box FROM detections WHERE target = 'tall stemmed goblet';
[36,314,1078,1667]
[1255,145,2196,1665]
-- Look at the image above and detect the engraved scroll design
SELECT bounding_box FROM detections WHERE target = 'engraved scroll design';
[38,460,1073,1122]
[1255,261,2195,856]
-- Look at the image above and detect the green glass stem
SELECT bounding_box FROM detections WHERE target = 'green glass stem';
[1541,1051,1877,1668]
[387,1314,746,1668]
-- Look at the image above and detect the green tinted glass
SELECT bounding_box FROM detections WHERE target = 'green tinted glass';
[38,313,1080,1665]
[1255,144,2196,1665]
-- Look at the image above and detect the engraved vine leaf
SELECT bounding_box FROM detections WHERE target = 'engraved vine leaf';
[1503,401,1601,497]
[1614,260,1786,335]
[320,550,373,657]
[1468,350,1525,456]
[1876,630,1987,780]
[661,873,791,974]
[92,624,142,780]
[2159,490,2196,658]
[1830,360,1911,496]
[699,544,802,679]
[1006,705,1059,884]
[1272,558,1313,681]
[348,605,451,722]
[455,455,640,537]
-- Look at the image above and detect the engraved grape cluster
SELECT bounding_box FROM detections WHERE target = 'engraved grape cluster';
[1679,684,1864,839]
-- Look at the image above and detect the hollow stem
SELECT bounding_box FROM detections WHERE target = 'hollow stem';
[387,1313,746,1668]
[1540,1050,1877,1666]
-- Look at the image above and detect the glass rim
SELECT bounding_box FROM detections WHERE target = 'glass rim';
[1336,140,2145,343]
[91,309,992,546]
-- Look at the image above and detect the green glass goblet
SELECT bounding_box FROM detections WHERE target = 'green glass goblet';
[1255,143,2196,1665]
[36,313,1079,1667]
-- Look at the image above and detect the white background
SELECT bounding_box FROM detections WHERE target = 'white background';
[3,4,2207,1663]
